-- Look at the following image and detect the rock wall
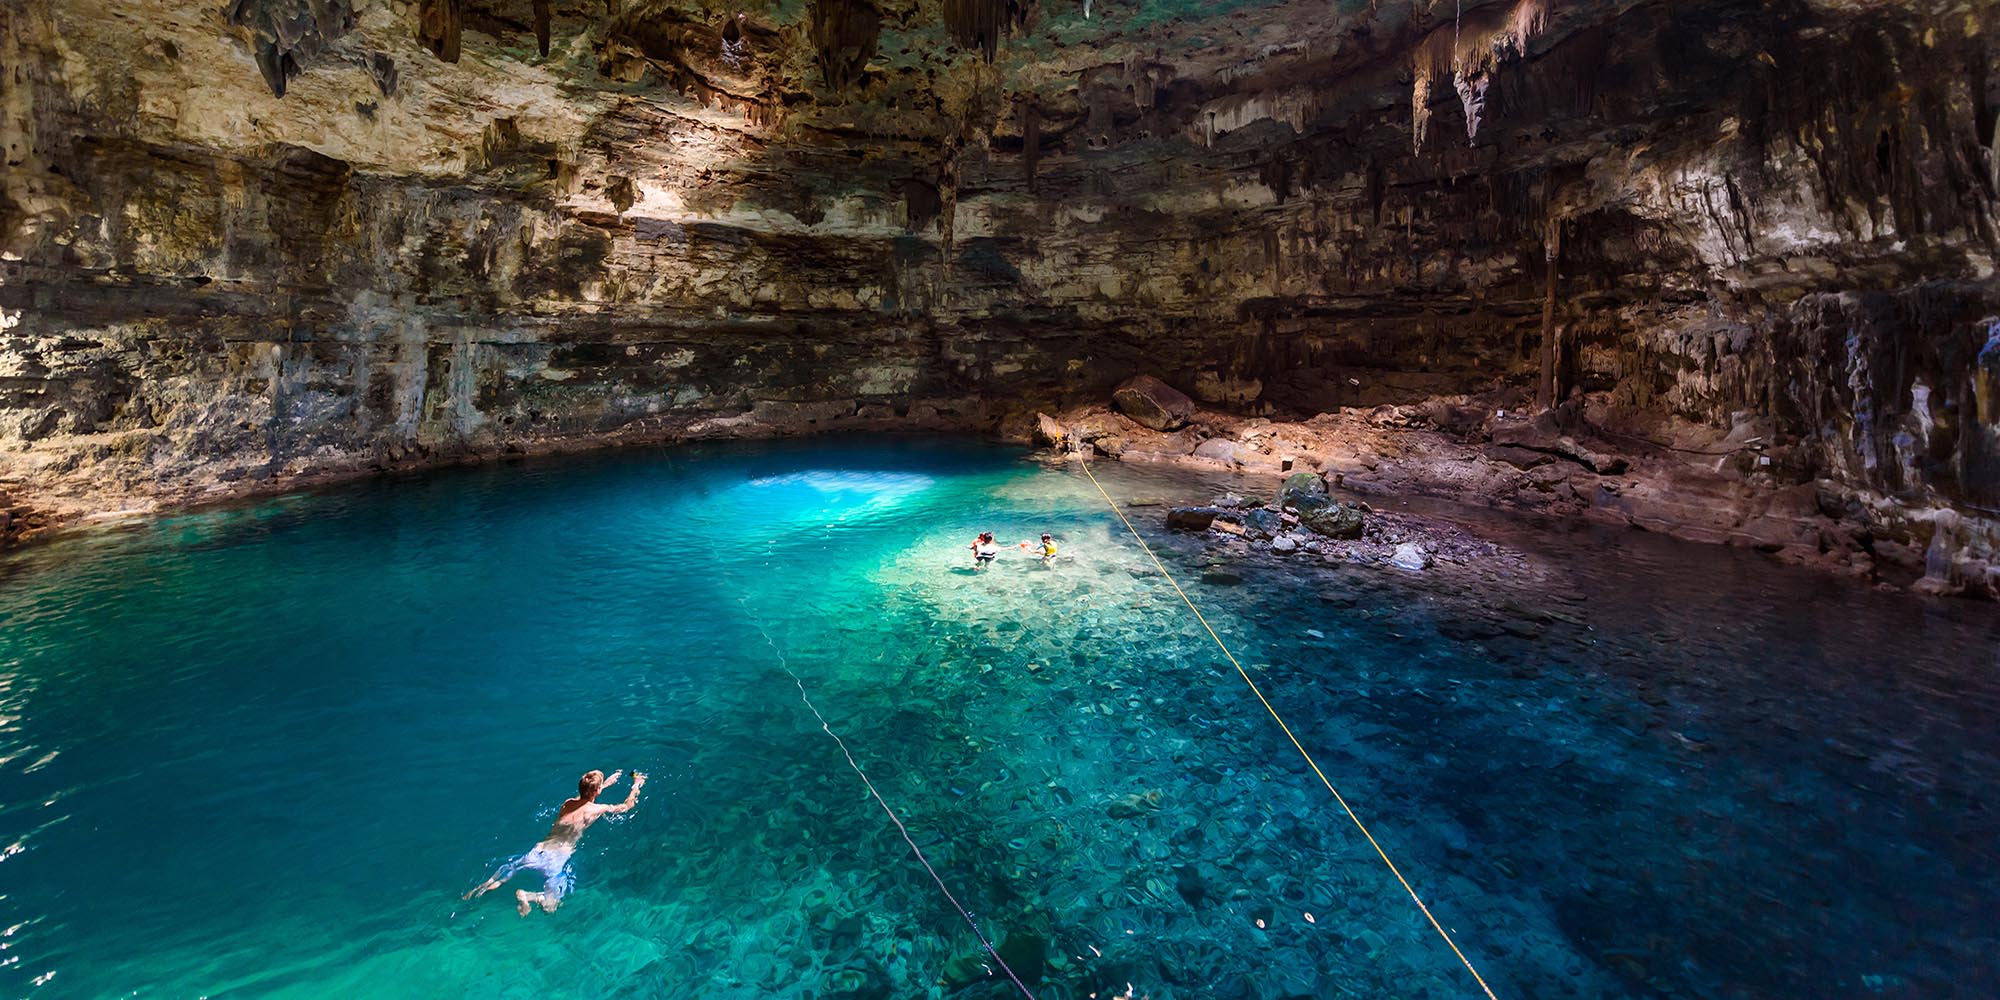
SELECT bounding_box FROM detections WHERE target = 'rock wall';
[2,0,1997,557]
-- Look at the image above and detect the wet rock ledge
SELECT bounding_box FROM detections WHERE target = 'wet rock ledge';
[1033,377,2000,601]
[1163,475,1516,579]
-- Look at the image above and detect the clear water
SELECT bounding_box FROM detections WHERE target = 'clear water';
[2,438,1996,999]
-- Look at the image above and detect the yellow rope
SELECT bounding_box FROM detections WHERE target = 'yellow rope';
[1071,449,1500,1000]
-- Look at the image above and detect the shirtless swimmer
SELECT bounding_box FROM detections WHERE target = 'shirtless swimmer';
[464,769,647,915]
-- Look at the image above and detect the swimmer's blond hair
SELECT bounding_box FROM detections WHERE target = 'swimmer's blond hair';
[578,770,605,799]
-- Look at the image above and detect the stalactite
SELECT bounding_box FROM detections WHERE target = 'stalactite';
[1411,0,1549,149]
[1411,45,1436,154]
[361,51,398,97]
[1453,68,1488,140]
[224,0,358,97]
[1366,160,1385,225]
[809,0,880,93]
[533,0,551,57]
[607,175,636,213]
[1128,59,1173,109]
[1504,0,1548,55]
[417,0,463,63]
[1990,112,1999,196]
[1020,101,1041,192]
[1261,153,1294,204]
[1975,319,2000,429]
[943,0,1029,64]
[938,166,958,267]
[1537,214,1563,410]
[1262,229,1282,293]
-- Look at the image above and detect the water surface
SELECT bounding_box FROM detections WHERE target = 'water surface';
[2,438,1996,998]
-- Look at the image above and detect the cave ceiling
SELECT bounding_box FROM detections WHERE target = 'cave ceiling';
[30,0,1996,265]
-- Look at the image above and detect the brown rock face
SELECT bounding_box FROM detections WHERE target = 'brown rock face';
[1112,376,1194,431]
[0,0,1995,566]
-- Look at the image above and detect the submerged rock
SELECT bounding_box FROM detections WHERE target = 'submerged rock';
[939,950,990,991]
[994,929,1048,984]
[1106,789,1163,818]
[821,962,892,1000]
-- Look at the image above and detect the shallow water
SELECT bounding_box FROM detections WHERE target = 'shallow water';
[1,438,1996,999]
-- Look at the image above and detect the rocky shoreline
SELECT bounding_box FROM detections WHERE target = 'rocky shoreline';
[8,372,1997,605]
[1031,377,2000,601]
[1162,485,1534,579]
[0,406,985,548]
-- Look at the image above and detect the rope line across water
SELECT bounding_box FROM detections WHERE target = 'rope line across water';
[1068,448,1501,1000]
[739,599,1039,1000]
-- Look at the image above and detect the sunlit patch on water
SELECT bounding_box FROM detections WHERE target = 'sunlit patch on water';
[746,469,937,499]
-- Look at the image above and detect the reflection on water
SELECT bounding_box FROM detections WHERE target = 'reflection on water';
[0,437,1995,999]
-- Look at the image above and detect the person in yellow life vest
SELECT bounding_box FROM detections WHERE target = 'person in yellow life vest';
[1036,532,1057,564]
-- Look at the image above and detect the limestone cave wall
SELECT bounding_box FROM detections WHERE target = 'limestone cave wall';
[1,0,1996,531]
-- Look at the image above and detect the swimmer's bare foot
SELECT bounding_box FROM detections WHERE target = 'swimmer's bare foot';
[538,895,560,914]
[515,889,534,917]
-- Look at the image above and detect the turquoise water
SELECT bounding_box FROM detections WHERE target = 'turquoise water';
[2,438,1997,998]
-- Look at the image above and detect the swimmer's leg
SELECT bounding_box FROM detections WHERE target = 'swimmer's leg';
[514,865,571,915]
[539,865,573,913]
[466,857,526,900]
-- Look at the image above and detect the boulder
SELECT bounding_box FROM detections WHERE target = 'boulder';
[1299,502,1365,540]
[1561,437,1629,476]
[1419,399,1489,435]
[1271,534,1298,553]
[1168,508,1216,532]
[1034,412,1068,448]
[1166,506,1225,531]
[1390,542,1432,571]
[1488,420,1629,475]
[1241,507,1283,540]
[1482,444,1558,470]
[1112,375,1195,431]
[1278,471,1330,511]
[1191,438,1249,466]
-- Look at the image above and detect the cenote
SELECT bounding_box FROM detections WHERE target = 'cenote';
[2,438,1996,999]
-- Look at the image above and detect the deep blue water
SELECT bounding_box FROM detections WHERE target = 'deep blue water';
[1,437,1996,998]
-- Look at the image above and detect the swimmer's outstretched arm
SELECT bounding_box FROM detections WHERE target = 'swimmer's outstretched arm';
[601,770,623,788]
[602,772,648,814]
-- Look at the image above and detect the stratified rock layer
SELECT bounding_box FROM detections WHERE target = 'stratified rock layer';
[1,0,1996,577]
